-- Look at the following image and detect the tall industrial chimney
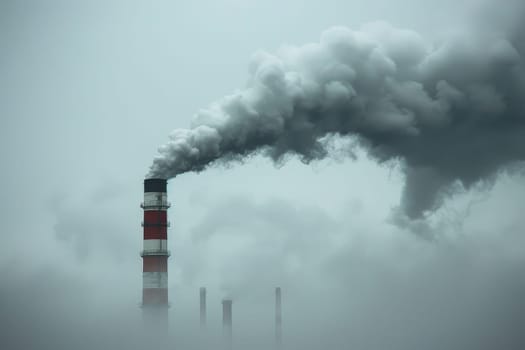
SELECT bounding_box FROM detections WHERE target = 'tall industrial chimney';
[141,178,170,330]
[275,287,282,347]
[200,287,207,329]
[222,299,233,348]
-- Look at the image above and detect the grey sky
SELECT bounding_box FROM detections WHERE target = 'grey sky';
[1,0,525,349]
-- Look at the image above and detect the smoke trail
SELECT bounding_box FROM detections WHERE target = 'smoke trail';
[149,17,525,219]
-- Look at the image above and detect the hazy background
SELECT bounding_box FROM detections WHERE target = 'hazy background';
[1,0,525,349]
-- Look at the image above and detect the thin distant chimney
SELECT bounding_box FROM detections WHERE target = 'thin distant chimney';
[200,287,207,329]
[222,299,233,348]
[275,287,282,347]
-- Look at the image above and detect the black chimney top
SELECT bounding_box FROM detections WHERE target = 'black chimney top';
[144,178,167,193]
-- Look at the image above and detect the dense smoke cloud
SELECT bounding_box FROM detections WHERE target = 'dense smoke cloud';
[149,15,525,218]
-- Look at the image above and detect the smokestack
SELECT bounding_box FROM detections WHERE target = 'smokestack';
[200,287,207,329]
[222,299,233,348]
[275,287,282,347]
[141,178,170,330]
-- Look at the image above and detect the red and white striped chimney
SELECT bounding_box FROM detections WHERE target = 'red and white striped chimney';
[141,178,170,328]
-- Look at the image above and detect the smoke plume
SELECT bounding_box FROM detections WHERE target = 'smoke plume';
[149,15,525,218]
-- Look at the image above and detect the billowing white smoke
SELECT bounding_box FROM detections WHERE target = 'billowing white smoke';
[148,20,525,218]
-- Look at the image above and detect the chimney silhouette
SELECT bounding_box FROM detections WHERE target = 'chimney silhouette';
[275,287,282,347]
[200,287,207,329]
[222,299,233,348]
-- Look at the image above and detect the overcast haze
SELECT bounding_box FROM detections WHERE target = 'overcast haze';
[2,0,525,349]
